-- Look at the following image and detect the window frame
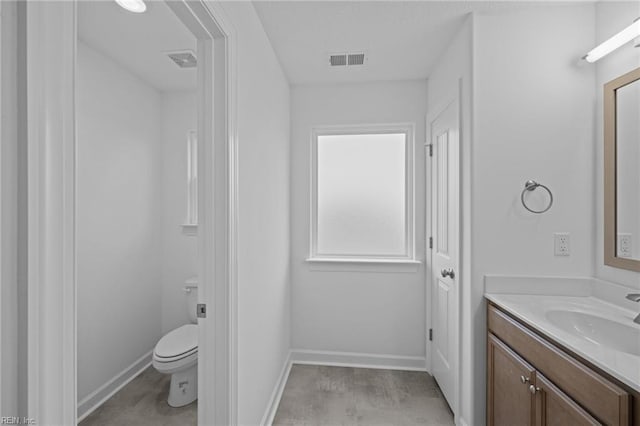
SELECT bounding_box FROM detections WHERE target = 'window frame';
[309,123,416,263]
[182,130,198,236]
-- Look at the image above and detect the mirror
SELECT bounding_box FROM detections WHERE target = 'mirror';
[604,66,640,272]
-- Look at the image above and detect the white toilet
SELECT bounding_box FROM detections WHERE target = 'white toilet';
[153,277,199,407]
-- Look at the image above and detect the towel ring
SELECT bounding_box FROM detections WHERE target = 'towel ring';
[521,180,553,214]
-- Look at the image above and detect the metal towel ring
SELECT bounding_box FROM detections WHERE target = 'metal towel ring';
[521,180,553,214]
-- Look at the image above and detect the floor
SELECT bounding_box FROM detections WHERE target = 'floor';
[273,365,455,426]
[79,366,197,426]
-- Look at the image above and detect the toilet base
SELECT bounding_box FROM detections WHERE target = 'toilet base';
[168,364,198,407]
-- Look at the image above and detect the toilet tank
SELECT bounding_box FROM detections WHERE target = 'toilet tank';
[184,277,198,323]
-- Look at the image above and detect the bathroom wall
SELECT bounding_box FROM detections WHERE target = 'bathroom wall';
[595,1,640,289]
[217,2,291,425]
[471,4,596,423]
[425,15,473,425]
[290,80,428,359]
[159,91,197,333]
[76,41,163,401]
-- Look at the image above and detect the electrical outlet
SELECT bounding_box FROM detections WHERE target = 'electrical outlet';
[618,233,632,258]
[554,233,570,256]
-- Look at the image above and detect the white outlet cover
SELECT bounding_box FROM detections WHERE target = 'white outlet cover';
[617,233,632,258]
[554,233,570,256]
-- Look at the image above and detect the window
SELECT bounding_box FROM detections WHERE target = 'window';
[182,130,197,236]
[309,125,415,262]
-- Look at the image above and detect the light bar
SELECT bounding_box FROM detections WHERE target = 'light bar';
[584,19,640,63]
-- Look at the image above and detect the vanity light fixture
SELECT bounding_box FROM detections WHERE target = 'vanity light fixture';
[115,0,146,13]
[583,18,640,63]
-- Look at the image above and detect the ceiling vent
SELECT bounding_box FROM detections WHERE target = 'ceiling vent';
[348,53,365,66]
[166,50,197,69]
[329,53,347,67]
[329,51,366,67]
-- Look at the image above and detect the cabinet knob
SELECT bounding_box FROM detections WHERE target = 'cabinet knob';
[520,375,530,384]
[529,384,540,394]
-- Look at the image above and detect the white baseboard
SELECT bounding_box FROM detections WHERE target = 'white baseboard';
[260,349,427,425]
[457,417,470,426]
[290,349,426,371]
[261,351,293,426]
[77,350,153,422]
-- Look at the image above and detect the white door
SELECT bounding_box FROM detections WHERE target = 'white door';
[429,99,459,411]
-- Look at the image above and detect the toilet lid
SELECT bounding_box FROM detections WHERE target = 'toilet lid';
[155,324,198,359]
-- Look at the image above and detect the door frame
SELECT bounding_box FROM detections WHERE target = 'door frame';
[425,85,462,418]
[0,0,20,417]
[25,1,238,424]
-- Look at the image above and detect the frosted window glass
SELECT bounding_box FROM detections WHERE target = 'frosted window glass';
[316,133,406,256]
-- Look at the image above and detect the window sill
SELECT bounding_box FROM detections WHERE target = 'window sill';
[181,224,198,236]
[305,257,422,273]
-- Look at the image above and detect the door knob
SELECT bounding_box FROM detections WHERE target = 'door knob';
[529,385,540,394]
[520,375,530,384]
[440,268,455,279]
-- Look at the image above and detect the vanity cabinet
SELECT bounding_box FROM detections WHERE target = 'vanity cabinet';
[535,373,601,426]
[487,334,536,425]
[487,333,600,425]
[487,302,633,426]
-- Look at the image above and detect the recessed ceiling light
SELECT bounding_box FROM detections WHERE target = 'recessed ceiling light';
[115,0,146,14]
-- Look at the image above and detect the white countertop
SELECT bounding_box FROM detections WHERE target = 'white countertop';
[484,276,640,393]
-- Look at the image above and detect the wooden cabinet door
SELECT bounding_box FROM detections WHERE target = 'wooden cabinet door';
[534,373,601,426]
[488,333,536,426]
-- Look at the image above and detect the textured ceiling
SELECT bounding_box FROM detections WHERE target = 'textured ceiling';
[252,1,592,85]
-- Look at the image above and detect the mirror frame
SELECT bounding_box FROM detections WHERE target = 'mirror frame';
[604,66,640,272]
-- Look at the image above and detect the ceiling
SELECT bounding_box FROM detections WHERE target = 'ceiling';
[78,0,197,92]
[252,1,579,85]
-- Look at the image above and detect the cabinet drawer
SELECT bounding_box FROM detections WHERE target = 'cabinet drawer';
[488,304,630,426]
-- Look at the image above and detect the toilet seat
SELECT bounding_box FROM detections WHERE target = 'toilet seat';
[153,324,198,374]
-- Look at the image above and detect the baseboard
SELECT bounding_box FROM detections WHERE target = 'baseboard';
[77,350,153,422]
[260,351,293,426]
[290,349,427,371]
[260,349,428,425]
[457,417,470,426]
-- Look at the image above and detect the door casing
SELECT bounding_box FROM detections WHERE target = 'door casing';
[25,1,238,424]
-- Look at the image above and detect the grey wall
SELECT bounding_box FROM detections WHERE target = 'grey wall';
[217,2,292,424]
[290,80,428,358]
[471,4,596,423]
[595,1,640,290]
[159,91,198,334]
[76,41,163,401]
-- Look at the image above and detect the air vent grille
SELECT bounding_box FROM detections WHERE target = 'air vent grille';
[330,54,347,66]
[348,53,365,66]
[167,50,197,69]
[329,51,366,67]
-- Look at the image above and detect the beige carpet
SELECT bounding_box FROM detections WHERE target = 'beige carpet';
[79,366,196,426]
[273,365,455,426]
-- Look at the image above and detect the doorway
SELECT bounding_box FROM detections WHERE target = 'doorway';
[75,1,198,423]
[426,95,460,416]
[24,1,236,425]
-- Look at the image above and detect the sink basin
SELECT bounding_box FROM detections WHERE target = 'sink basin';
[545,310,640,356]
